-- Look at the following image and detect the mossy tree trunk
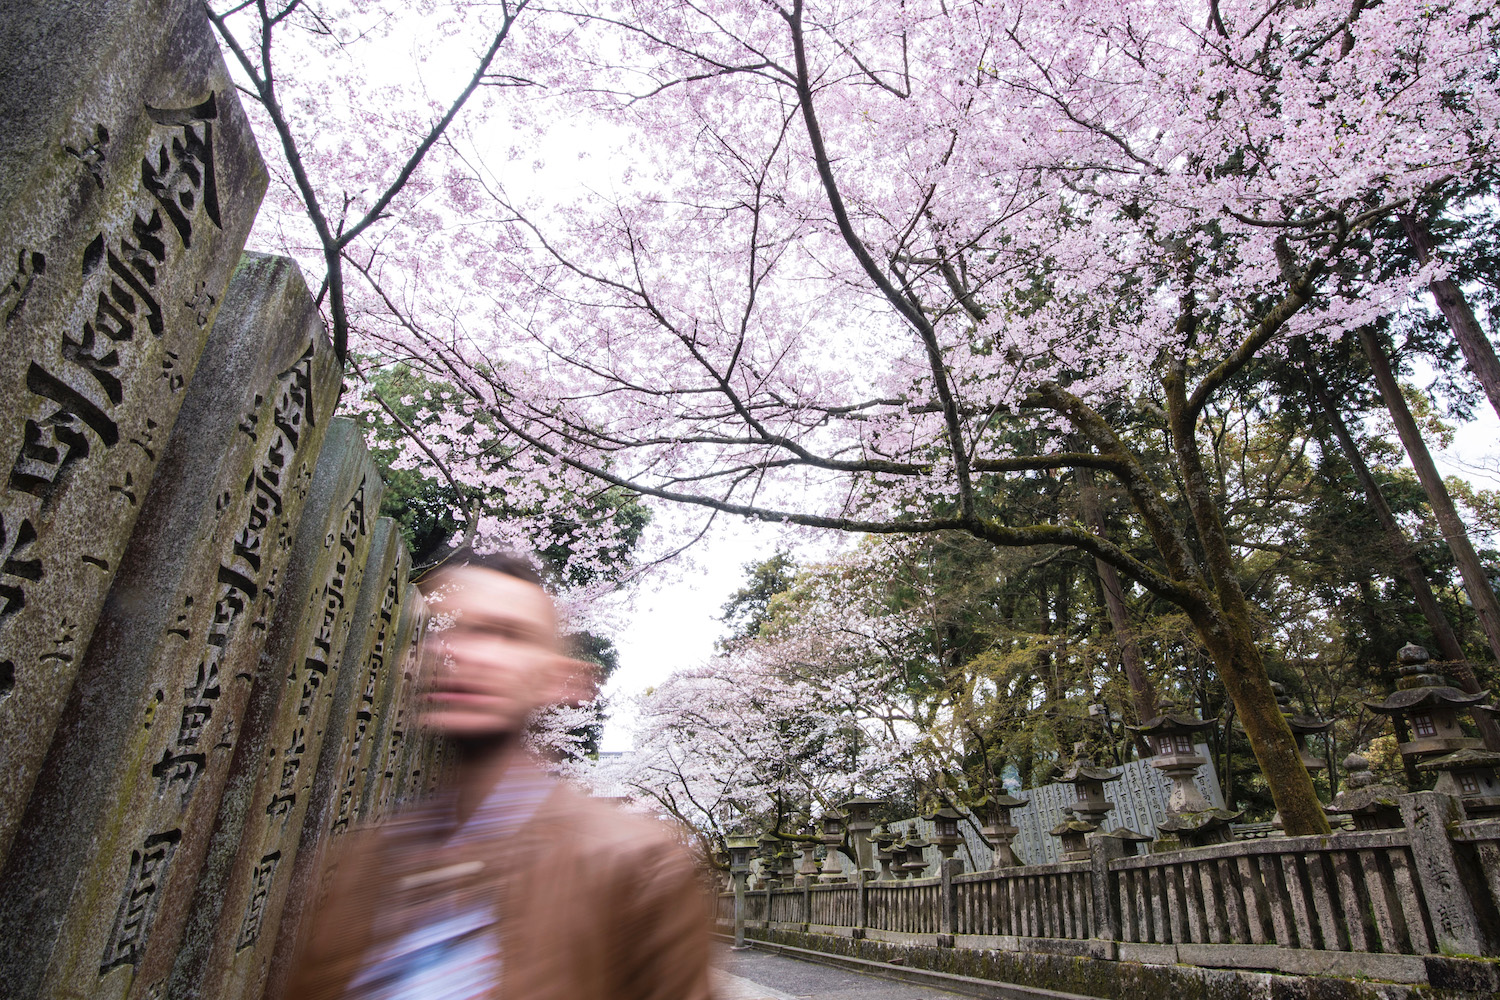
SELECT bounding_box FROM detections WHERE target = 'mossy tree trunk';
[1163,354,1331,836]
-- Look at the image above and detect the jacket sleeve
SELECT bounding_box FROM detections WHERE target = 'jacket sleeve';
[614,839,715,1000]
[280,830,384,1000]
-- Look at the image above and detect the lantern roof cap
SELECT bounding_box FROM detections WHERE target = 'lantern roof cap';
[727,836,758,849]
[1050,814,1098,835]
[1156,807,1240,832]
[1059,758,1120,783]
[1286,713,1334,734]
[1129,709,1215,735]
[1362,686,1491,714]
[839,796,885,808]
[924,805,965,821]
[977,790,1028,808]
[1417,747,1500,771]
[1102,826,1152,842]
[1325,785,1401,814]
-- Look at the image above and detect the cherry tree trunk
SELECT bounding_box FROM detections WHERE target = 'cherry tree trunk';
[1166,367,1330,835]
[1207,616,1331,834]
[1358,327,1500,680]
[1401,213,1500,424]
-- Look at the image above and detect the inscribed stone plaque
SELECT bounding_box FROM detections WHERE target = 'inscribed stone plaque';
[364,585,427,823]
[0,255,338,1000]
[262,518,409,1000]
[0,0,267,864]
[162,417,382,1000]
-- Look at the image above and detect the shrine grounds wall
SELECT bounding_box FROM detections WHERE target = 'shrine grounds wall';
[0,5,435,999]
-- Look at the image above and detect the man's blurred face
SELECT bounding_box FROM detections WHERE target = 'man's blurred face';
[420,565,562,738]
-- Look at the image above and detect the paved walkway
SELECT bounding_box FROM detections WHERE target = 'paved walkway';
[714,945,970,1000]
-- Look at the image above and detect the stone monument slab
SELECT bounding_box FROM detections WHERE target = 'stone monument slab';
[159,417,382,1000]
[0,254,338,1000]
[262,518,409,1000]
[364,584,427,823]
[0,0,267,863]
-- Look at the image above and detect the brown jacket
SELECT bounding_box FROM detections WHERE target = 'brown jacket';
[283,779,713,1000]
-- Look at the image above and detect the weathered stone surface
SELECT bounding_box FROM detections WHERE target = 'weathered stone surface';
[363,583,426,823]
[262,517,409,1000]
[161,417,382,1000]
[0,0,267,863]
[0,254,338,1000]
[326,522,412,837]
[1399,792,1488,956]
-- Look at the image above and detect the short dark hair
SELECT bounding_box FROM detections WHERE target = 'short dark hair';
[414,544,546,592]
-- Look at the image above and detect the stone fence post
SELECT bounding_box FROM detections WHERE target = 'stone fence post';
[940,858,961,935]
[1088,833,1125,942]
[856,869,869,936]
[1400,791,1489,955]
[803,880,812,927]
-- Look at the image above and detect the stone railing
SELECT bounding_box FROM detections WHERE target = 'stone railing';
[719,792,1500,987]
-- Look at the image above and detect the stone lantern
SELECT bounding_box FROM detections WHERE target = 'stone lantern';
[1325,752,1403,830]
[1049,806,1097,862]
[727,837,758,873]
[900,823,932,878]
[726,836,758,949]
[756,831,781,888]
[1131,701,1239,848]
[1102,827,1153,856]
[924,805,966,869]
[839,797,885,872]
[1363,643,1492,769]
[1057,743,1119,828]
[1418,748,1500,818]
[977,785,1028,868]
[1271,681,1333,774]
[775,845,797,885]
[820,807,847,843]
[1131,701,1216,813]
[869,823,898,881]
[796,837,821,886]
[886,832,910,879]
[818,809,849,882]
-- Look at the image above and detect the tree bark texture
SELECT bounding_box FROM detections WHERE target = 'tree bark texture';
[1164,362,1331,835]
[1357,327,1500,678]
[1400,213,1500,424]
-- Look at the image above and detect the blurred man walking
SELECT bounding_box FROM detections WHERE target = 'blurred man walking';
[285,549,712,1000]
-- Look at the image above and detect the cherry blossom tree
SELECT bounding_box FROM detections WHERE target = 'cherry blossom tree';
[607,634,922,860]
[228,0,1500,835]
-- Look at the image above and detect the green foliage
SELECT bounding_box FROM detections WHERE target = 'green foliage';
[350,359,651,582]
[563,631,621,757]
[718,551,798,646]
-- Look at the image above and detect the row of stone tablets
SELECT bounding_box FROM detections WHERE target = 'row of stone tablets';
[0,3,432,997]
[0,251,431,1000]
